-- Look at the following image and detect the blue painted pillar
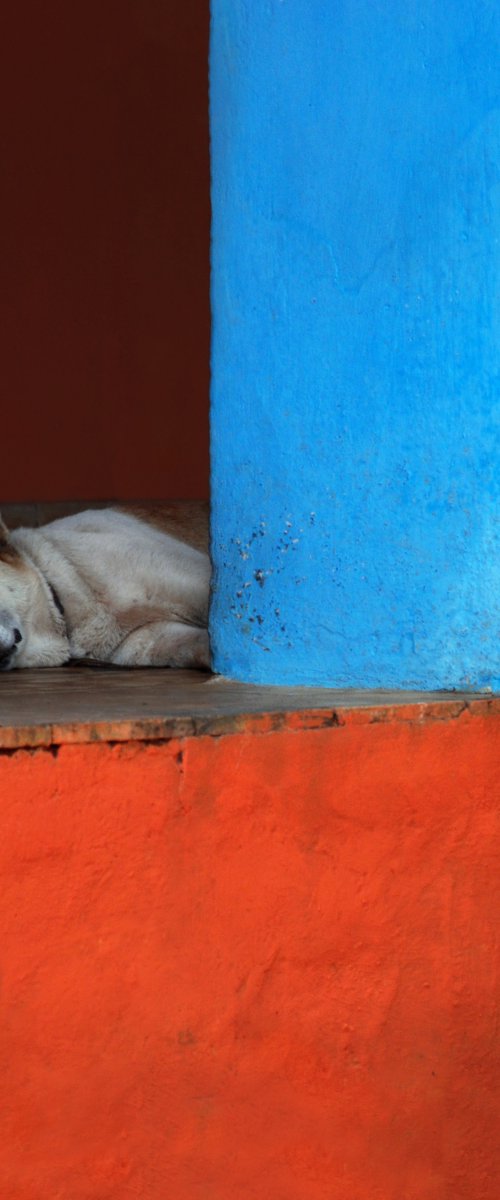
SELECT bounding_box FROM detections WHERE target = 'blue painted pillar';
[209,1,500,689]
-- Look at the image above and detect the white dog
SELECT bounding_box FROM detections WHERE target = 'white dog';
[0,508,210,670]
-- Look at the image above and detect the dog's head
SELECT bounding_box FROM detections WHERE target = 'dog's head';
[0,517,68,669]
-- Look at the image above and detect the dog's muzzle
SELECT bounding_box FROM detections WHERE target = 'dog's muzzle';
[0,617,23,670]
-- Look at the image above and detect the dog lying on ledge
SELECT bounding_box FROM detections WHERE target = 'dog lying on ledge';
[0,508,211,670]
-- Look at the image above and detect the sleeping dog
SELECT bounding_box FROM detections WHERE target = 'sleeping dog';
[0,508,210,670]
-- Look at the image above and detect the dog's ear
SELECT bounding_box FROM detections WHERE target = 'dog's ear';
[0,515,19,563]
[0,514,10,545]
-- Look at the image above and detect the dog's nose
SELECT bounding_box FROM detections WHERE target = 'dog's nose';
[13,628,22,645]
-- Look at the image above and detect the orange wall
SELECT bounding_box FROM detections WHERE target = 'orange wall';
[1,2,210,501]
[0,708,499,1198]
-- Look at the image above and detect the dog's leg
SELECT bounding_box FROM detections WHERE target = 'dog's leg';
[110,621,210,669]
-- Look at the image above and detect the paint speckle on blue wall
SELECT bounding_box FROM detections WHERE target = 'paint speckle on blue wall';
[209,0,500,689]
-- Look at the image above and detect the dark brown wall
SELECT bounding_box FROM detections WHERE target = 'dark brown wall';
[1,2,210,501]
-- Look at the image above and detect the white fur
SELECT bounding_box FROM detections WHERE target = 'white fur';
[0,509,211,670]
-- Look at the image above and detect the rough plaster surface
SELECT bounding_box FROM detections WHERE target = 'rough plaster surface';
[210,1,500,688]
[0,706,499,1198]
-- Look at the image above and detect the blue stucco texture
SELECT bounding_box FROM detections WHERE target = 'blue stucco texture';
[210,1,500,688]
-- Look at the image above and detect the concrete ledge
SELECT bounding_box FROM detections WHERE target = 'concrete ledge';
[0,666,497,748]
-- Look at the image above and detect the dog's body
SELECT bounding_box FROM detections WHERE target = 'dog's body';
[0,508,211,670]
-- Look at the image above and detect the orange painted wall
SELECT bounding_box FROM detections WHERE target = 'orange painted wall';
[0,709,499,1199]
[1,2,210,502]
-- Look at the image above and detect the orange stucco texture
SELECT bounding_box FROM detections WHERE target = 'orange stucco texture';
[0,709,499,1198]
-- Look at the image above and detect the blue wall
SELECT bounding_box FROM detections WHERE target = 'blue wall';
[210,1,500,689]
